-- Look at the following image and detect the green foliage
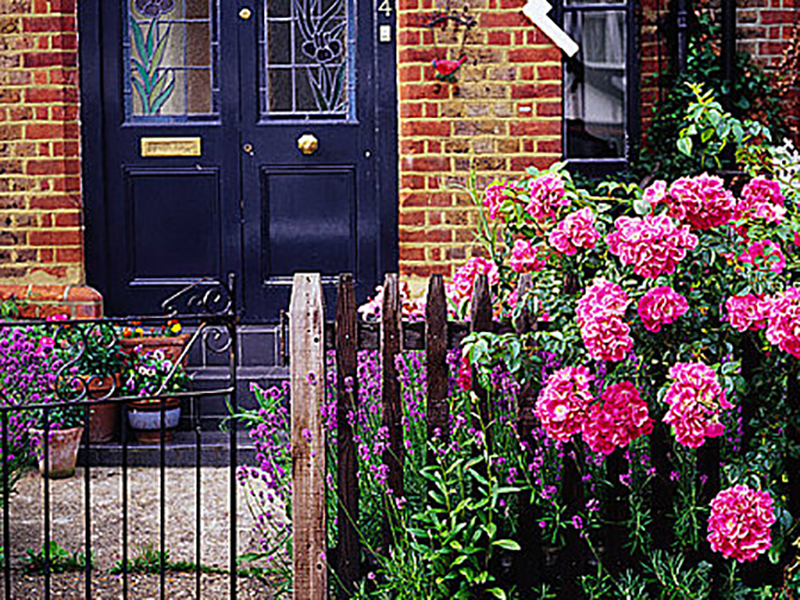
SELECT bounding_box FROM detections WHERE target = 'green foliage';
[0,298,19,321]
[634,9,786,182]
[21,541,93,574]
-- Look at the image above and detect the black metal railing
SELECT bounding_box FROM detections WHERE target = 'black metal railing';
[0,275,250,599]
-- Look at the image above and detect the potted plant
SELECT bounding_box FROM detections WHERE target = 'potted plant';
[29,400,84,479]
[55,322,125,444]
[123,349,190,444]
[119,320,190,365]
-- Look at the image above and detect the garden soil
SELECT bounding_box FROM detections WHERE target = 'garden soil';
[0,467,277,599]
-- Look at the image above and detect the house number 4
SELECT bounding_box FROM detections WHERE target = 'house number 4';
[377,0,393,17]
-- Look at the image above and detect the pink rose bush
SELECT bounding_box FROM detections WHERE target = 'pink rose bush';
[661,362,731,448]
[606,214,698,278]
[548,207,601,255]
[525,173,569,222]
[575,279,633,362]
[535,366,594,442]
[581,381,653,455]
[667,173,736,230]
[637,286,689,333]
[707,485,775,562]
[445,257,499,312]
[739,239,786,274]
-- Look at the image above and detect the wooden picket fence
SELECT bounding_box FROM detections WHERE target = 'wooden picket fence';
[287,271,733,600]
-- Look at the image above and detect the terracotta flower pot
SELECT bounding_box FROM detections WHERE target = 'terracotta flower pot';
[127,397,181,444]
[86,375,121,444]
[120,334,190,365]
[30,427,84,479]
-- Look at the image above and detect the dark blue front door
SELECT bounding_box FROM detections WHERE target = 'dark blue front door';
[81,0,398,321]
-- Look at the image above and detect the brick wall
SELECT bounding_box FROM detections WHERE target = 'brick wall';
[737,0,800,142]
[640,0,668,142]
[396,0,562,282]
[0,0,101,316]
[0,0,83,285]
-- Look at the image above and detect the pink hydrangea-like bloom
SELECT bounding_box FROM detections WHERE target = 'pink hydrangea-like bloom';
[667,173,736,230]
[509,239,546,273]
[637,286,689,333]
[548,207,601,255]
[765,287,800,358]
[525,173,569,222]
[576,279,633,362]
[535,366,594,442]
[738,177,786,223]
[739,239,786,274]
[581,381,653,455]
[483,182,510,221]
[725,294,769,332]
[446,257,499,304]
[642,180,668,206]
[606,214,698,278]
[662,362,731,448]
[708,485,775,562]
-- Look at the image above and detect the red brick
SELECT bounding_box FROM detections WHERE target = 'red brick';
[28,229,81,247]
[23,51,76,68]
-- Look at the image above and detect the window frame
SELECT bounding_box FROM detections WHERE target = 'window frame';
[556,0,640,176]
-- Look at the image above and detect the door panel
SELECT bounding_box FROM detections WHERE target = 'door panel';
[262,167,356,278]
[83,0,396,321]
[125,169,221,281]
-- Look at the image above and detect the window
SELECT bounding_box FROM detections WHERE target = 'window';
[561,0,637,171]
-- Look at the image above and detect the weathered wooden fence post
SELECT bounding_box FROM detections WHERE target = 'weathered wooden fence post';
[381,274,404,547]
[470,273,493,429]
[513,274,545,591]
[426,274,449,447]
[335,274,359,598]
[290,273,327,600]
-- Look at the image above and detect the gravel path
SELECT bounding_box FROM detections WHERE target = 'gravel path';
[0,467,279,599]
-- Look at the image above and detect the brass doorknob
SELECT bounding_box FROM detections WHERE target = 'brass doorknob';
[297,134,319,156]
[239,7,252,20]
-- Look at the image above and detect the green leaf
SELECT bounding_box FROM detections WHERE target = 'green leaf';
[145,17,157,57]
[676,137,693,157]
[132,78,150,113]
[149,77,174,114]
[492,539,521,551]
[486,588,507,600]
[130,18,147,62]
[149,29,170,78]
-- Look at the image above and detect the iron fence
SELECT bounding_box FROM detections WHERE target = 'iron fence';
[0,275,258,599]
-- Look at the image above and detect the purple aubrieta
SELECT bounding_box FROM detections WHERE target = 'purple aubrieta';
[134,0,176,17]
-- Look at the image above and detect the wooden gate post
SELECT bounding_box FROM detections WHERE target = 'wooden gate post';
[335,273,359,598]
[290,273,327,600]
[426,274,449,446]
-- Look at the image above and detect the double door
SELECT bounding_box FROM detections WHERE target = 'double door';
[82,0,397,320]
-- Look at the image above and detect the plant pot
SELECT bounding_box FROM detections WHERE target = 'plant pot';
[127,397,181,444]
[30,427,83,479]
[86,375,121,444]
[120,334,190,365]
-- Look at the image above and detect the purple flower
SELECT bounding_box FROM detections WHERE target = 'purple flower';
[134,0,175,17]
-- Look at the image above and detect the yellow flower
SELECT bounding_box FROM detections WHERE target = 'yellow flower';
[170,322,182,334]
[135,328,144,336]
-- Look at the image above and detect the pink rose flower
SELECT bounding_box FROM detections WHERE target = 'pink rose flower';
[642,180,668,206]
[606,214,698,279]
[667,173,736,230]
[446,257,500,305]
[738,176,786,223]
[637,286,689,333]
[662,362,731,448]
[739,239,786,274]
[765,287,800,358]
[509,239,547,273]
[576,279,633,362]
[581,381,653,455]
[725,294,769,332]
[525,173,569,222]
[708,485,775,562]
[483,182,510,221]
[548,207,601,255]
[535,366,594,442]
